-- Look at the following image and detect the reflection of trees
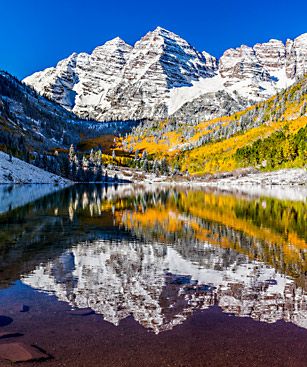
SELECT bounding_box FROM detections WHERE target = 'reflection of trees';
[1,184,306,290]
[116,189,307,282]
[0,184,134,288]
[1,183,306,332]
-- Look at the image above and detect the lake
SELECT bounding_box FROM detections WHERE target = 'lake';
[0,183,306,366]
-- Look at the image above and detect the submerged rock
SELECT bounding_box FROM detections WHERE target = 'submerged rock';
[0,342,50,362]
[0,332,23,339]
[0,316,13,327]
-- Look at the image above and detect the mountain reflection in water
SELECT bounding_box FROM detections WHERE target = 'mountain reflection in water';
[0,184,306,334]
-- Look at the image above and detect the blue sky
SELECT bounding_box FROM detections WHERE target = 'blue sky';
[1,0,307,79]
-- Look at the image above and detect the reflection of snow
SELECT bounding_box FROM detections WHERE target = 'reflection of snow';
[0,183,65,214]
[209,182,307,202]
[22,240,307,333]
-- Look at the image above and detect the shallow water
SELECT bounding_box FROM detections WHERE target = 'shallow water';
[0,184,306,366]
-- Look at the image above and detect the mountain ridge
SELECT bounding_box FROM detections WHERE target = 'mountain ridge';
[23,27,307,122]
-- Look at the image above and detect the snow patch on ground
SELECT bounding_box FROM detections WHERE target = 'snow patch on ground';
[102,167,307,202]
[0,151,71,185]
[209,168,307,187]
[167,75,224,114]
[208,185,307,202]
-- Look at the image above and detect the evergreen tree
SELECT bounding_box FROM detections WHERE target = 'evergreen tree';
[152,160,160,175]
[160,158,169,175]
[69,144,75,162]
[95,150,102,167]
[141,150,148,160]
[82,156,89,169]
[89,149,95,165]
[142,158,149,172]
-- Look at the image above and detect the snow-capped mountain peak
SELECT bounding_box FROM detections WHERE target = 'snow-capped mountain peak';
[23,28,307,123]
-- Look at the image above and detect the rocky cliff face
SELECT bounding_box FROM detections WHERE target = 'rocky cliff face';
[285,33,307,78]
[171,90,249,124]
[24,28,307,123]
[91,27,218,121]
[23,38,132,118]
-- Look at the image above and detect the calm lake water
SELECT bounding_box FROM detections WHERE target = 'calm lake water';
[0,183,306,366]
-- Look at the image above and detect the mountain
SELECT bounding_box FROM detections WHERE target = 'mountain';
[24,28,307,123]
[0,70,136,159]
[0,70,78,150]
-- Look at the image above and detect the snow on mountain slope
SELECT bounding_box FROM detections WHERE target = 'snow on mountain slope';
[0,151,71,184]
[25,27,217,122]
[23,38,132,118]
[24,29,307,123]
[89,27,217,121]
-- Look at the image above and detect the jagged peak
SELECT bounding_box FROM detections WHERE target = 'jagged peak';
[222,44,254,56]
[267,38,284,43]
[202,50,216,59]
[254,38,284,46]
[294,32,307,43]
[92,36,132,54]
[60,52,78,61]
[152,26,171,34]
[104,36,130,47]
[148,26,185,41]
[56,52,78,67]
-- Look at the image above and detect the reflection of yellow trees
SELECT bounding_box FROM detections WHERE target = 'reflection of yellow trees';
[115,190,307,279]
[179,191,306,247]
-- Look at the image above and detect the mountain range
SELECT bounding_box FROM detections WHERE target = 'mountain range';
[24,27,307,122]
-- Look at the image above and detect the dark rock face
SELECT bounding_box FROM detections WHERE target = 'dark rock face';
[171,90,250,124]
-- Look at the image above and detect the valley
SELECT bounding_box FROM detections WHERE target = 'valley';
[0,10,307,366]
[0,27,306,185]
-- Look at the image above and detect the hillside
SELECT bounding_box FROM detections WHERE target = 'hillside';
[0,151,71,184]
[0,70,137,157]
[0,70,141,183]
[122,74,307,175]
[0,70,81,152]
